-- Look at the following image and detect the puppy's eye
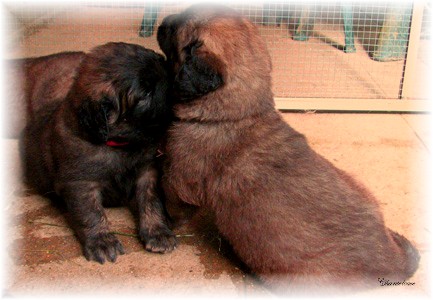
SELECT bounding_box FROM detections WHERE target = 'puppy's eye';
[138,91,152,102]
[101,97,114,118]
[183,40,203,55]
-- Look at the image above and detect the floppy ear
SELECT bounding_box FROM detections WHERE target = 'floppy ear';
[77,98,109,143]
[157,14,179,59]
[174,44,224,101]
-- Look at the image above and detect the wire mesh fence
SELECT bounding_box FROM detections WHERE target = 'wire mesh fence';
[2,1,431,103]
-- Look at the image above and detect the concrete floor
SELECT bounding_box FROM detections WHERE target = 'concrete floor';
[1,113,431,298]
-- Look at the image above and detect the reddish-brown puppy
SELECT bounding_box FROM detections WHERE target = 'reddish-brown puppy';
[157,4,420,295]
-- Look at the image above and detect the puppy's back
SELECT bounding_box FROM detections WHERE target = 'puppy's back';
[206,111,420,294]
[2,52,84,138]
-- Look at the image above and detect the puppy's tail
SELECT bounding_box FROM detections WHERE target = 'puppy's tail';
[390,230,420,279]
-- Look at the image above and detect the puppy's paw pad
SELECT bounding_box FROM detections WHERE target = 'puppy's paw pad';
[83,233,125,264]
[141,229,177,254]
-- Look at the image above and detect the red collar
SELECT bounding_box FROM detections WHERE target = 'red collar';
[106,140,129,147]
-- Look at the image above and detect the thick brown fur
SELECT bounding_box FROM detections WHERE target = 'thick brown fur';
[3,52,85,138]
[19,42,176,264]
[157,4,420,295]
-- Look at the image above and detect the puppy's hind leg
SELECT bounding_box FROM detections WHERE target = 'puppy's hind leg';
[130,166,177,253]
[162,183,199,228]
[59,181,125,264]
[160,172,200,227]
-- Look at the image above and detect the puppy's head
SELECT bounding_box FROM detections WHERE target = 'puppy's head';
[71,42,170,146]
[157,4,274,120]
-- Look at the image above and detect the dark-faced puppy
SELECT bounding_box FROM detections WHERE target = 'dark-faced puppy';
[3,52,85,138]
[19,42,176,264]
[157,5,420,295]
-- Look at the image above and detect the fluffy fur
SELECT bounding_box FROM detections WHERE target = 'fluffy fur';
[3,52,85,138]
[19,42,176,264]
[157,5,420,295]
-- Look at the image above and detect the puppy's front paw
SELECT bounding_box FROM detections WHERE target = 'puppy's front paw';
[83,232,125,264]
[141,227,177,254]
